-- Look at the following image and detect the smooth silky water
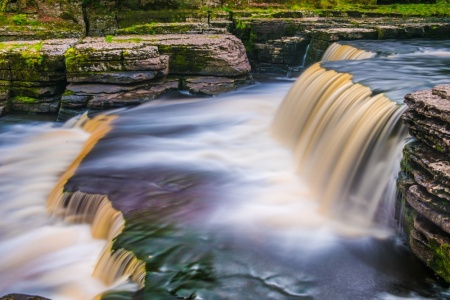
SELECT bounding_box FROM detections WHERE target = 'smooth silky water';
[1,39,450,299]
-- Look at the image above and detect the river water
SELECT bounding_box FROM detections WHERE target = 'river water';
[1,39,450,299]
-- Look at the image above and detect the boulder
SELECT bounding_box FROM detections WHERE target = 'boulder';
[0,39,76,114]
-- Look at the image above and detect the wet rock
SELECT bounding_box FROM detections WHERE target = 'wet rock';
[252,36,309,74]
[0,294,50,300]
[398,84,450,282]
[182,75,254,95]
[306,28,378,65]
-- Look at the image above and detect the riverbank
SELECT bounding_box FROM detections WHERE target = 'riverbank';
[1,7,450,118]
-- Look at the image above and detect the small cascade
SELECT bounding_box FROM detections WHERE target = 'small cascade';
[95,247,146,287]
[322,42,376,61]
[272,63,408,227]
[47,115,147,291]
[52,191,146,288]
[53,192,122,239]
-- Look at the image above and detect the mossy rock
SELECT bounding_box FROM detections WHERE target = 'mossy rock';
[111,35,251,77]
[11,84,65,98]
[11,95,60,113]
[117,10,208,28]
[116,23,209,35]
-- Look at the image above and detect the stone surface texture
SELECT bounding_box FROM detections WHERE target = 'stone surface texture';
[57,35,252,120]
[0,39,76,114]
[398,84,450,282]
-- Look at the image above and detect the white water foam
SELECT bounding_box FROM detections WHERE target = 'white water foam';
[0,123,126,299]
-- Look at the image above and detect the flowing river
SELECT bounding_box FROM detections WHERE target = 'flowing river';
[1,39,450,299]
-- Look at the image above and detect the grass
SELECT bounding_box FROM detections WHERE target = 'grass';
[218,0,450,17]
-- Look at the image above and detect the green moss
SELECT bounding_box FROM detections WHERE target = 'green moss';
[20,42,44,69]
[429,240,450,282]
[402,201,416,236]
[11,14,27,25]
[105,35,113,43]
[14,96,37,103]
[158,44,208,74]
[64,47,89,72]
[233,19,257,53]
[112,37,143,43]
[63,89,75,96]
[435,143,443,152]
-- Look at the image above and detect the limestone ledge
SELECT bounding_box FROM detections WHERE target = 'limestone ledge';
[233,17,450,73]
[0,35,253,119]
[398,84,450,282]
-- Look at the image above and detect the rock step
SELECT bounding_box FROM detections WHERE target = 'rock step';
[403,84,450,155]
[398,84,450,283]
[0,34,253,118]
[116,22,231,35]
[0,39,77,114]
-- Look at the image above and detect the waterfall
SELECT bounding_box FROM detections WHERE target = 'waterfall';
[47,115,146,290]
[322,42,376,61]
[272,63,408,227]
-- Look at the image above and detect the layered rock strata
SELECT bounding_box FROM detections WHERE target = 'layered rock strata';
[59,38,172,120]
[0,39,76,115]
[59,35,252,120]
[233,17,450,74]
[398,84,450,282]
[0,34,253,118]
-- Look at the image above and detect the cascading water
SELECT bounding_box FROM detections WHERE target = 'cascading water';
[321,42,376,61]
[2,39,450,299]
[272,63,408,229]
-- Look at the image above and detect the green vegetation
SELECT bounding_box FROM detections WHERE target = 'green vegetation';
[63,89,76,96]
[158,44,208,73]
[21,42,44,68]
[111,37,144,43]
[64,47,89,72]
[11,14,26,25]
[105,35,114,43]
[216,0,450,17]
[0,41,44,70]
[429,240,450,282]
[13,96,37,103]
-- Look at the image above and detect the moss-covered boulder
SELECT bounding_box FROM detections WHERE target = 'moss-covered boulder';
[0,39,76,114]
